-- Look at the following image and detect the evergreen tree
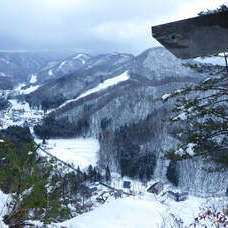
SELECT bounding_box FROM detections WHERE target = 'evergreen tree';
[105,166,111,182]
[87,165,94,178]
[0,138,74,226]
[163,71,228,165]
[93,167,101,182]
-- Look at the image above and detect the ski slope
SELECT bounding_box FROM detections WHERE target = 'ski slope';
[52,71,130,113]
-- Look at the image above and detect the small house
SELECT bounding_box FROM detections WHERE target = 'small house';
[123,181,131,189]
[167,191,188,202]
[147,182,164,195]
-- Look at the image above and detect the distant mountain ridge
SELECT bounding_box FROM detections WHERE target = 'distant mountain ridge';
[0,51,89,86]
[3,47,227,195]
[30,47,228,196]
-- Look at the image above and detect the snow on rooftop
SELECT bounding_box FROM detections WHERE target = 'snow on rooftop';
[161,93,171,101]
[186,143,196,156]
[29,74,37,84]
[9,99,30,111]
[173,112,187,121]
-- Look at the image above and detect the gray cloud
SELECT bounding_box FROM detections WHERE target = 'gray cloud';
[0,0,226,54]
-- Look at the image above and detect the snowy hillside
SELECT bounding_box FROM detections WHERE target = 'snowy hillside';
[0,51,71,85]
[49,71,130,113]
[54,187,228,228]
[34,53,92,83]
[0,48,227,227]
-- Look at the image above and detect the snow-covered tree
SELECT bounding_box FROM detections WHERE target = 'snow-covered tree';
[198,4,228,16]
[163,72,228,165]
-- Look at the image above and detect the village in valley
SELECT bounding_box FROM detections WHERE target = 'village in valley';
[0,2,227,226]
[0,89,43,130]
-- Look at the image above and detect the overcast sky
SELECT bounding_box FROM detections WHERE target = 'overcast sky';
[0,0,226,54]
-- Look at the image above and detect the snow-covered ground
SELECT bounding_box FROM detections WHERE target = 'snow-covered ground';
[0,191,11,228]
[0,76,227,227]
[49,172,228,228]
[57,197,168,228]
[54,192,227,228]
[42,138,100,169]
[195,56,226,66]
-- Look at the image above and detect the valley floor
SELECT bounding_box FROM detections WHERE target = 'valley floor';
[0,96,227,228]
[40,138,100,169]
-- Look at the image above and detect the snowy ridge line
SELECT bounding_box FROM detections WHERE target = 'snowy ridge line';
[35,142,132,196]
[48,71,130,114]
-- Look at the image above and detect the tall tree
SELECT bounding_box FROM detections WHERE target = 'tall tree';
[105,166,111,182]
[163,71,228,165]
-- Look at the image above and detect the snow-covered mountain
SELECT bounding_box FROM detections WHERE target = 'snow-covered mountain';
[25,47,228,196]
[1,47,227,197]
[0,51,83,87]
[0,47,227,227]
[25,52,134,109]
[34,53,92,83]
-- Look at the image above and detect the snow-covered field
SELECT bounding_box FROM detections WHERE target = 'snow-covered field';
[57,197,168,228]
[42,138,100,169]
[54,193,227,228]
